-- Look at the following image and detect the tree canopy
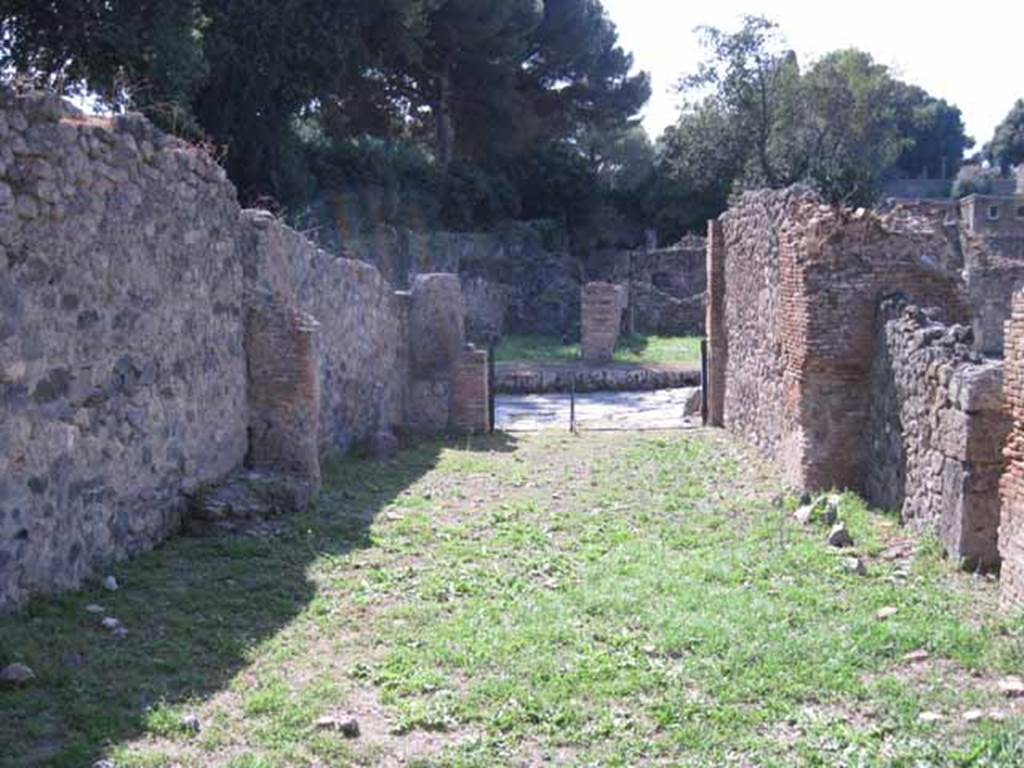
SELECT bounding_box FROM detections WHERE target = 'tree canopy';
[1,7,985,250]
[985,99,1024,173]
[1,0,649,220]
[644,16,975,240]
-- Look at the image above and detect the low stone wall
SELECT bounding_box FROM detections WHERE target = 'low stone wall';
[495,362,699,395]
[0,89,483,609]
[866,301,1005,569]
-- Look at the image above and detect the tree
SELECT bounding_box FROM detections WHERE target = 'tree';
[952,164,1002,197]
[681,15,801,187]
[1,0,435,201]
[644,99,744,240]
[799,49,906,204]
[0,0,206,123]
[662,17,974,212]
[1,0,650,235]
[891,83,973,180]
[378,0,650,168]
[985,99,1024,173]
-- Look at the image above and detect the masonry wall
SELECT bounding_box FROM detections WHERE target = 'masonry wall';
[1000,291,1024,605]
[777,201,968,491]
[0,91,249,608]
[866,301,1005,568]
[613,238,707,336]
[962,231,1024,356]
[717,189,968,491]
[244,212,410,456]
[581,282,623,364]
[718,188,805,459]
[0,89,474,609]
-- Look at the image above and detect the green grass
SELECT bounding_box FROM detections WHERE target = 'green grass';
[494,333,701,365]
[2,430,1023,766]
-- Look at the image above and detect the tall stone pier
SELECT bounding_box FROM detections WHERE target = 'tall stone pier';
[581,282,622,364]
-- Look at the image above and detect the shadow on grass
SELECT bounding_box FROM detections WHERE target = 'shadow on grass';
[0,432,520,767]
[615,333,651,359]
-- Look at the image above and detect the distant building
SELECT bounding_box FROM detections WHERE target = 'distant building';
[959,194,1024,237]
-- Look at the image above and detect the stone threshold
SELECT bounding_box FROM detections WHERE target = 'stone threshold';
[495,361,700,394]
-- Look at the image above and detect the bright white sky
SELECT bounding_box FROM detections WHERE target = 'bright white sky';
[602,0,1024,150]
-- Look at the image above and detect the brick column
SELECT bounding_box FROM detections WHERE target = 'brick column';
[706,219,726,427]
[581,282,622,364]
[451,345,490,433]
[245,300,321,488]
[1000,290,1024,606]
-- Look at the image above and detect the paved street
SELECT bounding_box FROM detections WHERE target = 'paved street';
[495,387,700,431]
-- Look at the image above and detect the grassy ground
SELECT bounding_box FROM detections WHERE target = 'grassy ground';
[494,334,701,366]
[3,430,1024,766]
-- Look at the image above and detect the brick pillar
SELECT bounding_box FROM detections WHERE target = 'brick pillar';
[1000,290,1024,606]
[451,345,490,433]
[581,282,622,364]
[245,300,321,488]
[706,219,726,427]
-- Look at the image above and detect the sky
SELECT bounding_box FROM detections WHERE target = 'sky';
[601,0,1024,150]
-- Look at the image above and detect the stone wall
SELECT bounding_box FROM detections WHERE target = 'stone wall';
[718,188,806,459]
[581,282,623,364]
[244,211,410,456]
[339,222,579,342]
[715,188,968,491]
[1000,291,1024,605]
[610,238,707,336]
[334,219,708,341]
[451,347,490,433]
[461,276,508,344]
[0,91,249,608]
[405,274,466,432]
[0,89,481,609]
[962,230,1024,356]
[866,301,1005,569]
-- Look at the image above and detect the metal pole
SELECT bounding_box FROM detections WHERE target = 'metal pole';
[570,375,576,433]
[700,339,709,426]
[488,341,496,433]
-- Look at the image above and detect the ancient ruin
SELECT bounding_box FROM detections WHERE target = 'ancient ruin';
[706,185,1024,589]
[0,90,489,609]
[3,80,1024,613]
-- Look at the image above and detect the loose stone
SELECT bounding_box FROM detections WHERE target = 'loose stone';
[0,662,36,686]
[827,523,854,548]
[997,676,1024,698]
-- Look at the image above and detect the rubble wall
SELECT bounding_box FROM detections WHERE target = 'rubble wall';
[0,89,473,609]
[867,301,1005,568]
[0,91,249,608]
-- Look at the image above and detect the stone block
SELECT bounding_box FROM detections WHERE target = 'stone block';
[581,282,622,364]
